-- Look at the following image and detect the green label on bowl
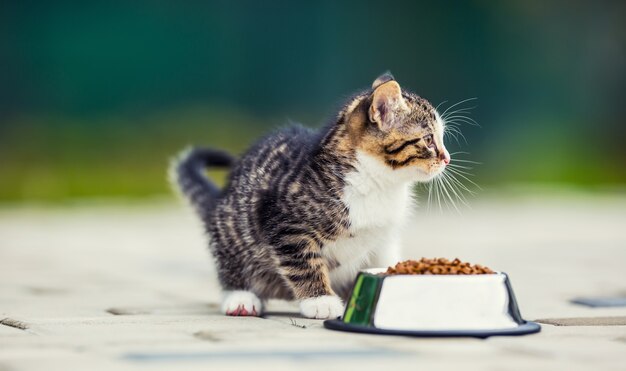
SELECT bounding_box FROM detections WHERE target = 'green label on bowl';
[343,273,382,326]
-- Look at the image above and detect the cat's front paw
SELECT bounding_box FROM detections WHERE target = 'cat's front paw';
[221,290,262,316]
[299,295,344,319]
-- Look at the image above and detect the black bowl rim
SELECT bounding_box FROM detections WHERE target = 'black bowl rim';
[323,319,541,339]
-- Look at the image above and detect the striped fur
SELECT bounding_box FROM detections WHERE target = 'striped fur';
[171,73,449,318]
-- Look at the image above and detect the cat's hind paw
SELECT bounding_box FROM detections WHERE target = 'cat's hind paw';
[221,290,262,316]
[300,295,344,319]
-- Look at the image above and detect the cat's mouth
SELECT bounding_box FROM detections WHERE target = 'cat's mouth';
[415,162,447,181]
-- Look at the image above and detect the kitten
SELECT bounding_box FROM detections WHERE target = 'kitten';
[171,73,450,319]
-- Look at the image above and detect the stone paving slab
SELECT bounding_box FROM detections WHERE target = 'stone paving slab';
[535,316,626,326]
[1,195,625,370]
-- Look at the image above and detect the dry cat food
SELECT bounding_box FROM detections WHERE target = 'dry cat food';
[385,258,495,275]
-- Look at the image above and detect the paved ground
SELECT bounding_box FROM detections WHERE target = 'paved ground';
[1,193,625,370]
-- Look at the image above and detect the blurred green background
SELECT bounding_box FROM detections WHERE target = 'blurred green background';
[1,1,625,202]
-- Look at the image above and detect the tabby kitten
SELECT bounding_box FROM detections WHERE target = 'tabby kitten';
[171,73,450,319]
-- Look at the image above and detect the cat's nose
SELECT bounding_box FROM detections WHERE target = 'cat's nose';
[439,150,450,165]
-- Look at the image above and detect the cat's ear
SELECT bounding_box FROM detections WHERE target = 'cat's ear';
[371,72,395,90]
[369,73,407,131]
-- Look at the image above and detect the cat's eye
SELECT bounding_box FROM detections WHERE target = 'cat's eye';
[423,134,434,147]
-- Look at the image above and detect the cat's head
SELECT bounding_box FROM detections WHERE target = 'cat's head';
[343,73,449,182]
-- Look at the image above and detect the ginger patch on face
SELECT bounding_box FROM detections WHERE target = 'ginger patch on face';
[365,97,441,170]
[337,73,448,178]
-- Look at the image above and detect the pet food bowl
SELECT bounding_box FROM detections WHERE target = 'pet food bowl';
[324,269,540,338]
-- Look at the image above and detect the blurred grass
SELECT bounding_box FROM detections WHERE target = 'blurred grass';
[2,108,625,203]
[0,107,273,202]
[2,2,624,202]
[482,117,626,186]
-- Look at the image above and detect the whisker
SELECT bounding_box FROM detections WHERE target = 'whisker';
[435,177,443,213]
[446,166,474,176]
[444,171,477,196]
[447,167,483,190]
[437,177,451,210]
[447,163,474,170]
[427,179,433,212]
[435,100,448,112]
[445,129,463,146]
[421,109,482,211]
[445,126,468,144]
[448,177,473,203]
[441,107,476,117]
[439,97,478,118]
[445,116,480,127]
[441,105,477,114]
[441,172,471,209]
[451,159,482,165]
[442,109,477,122]
[444,129,462,146]
[445,120,480,130]
[447,172,478,196]
[445,113,479,122]
[449,175,478,196]
[438,174,461,214]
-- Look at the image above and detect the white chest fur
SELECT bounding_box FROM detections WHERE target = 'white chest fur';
[322,150,414,291]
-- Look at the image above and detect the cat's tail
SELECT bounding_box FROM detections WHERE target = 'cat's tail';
[169,147,235,219]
